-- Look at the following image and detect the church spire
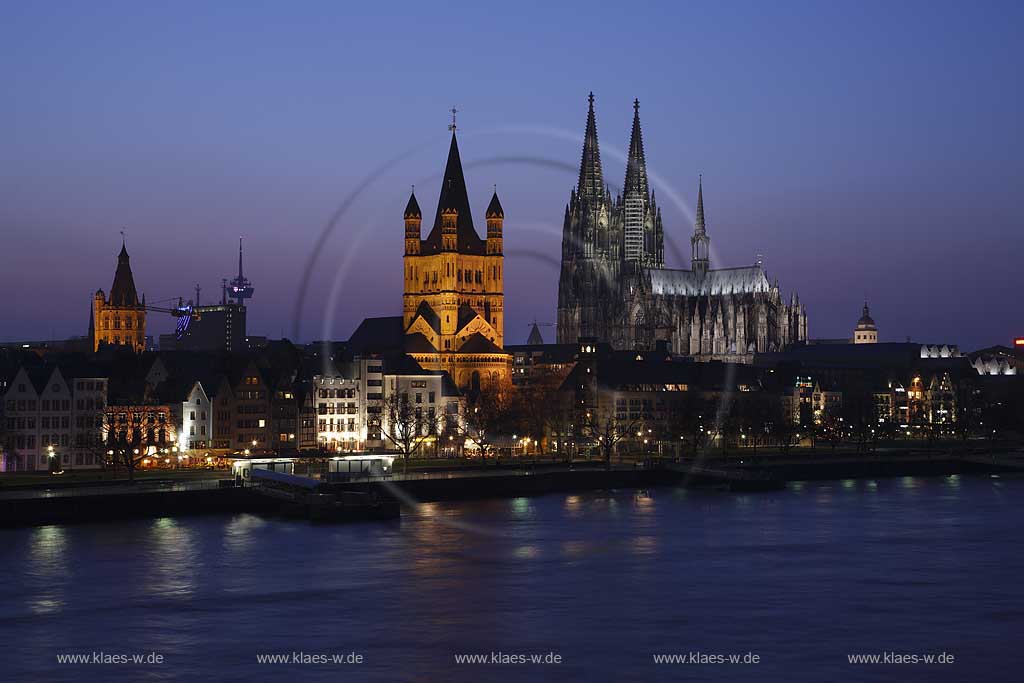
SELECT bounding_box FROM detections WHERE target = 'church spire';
[526,321,544,346]
[110,239,140,307]
[691,175,710,277]
[423,127,484,253]
[622,99,653,263]
[695,174,705,234]
[623,98,649,197]
[577,92,604,202]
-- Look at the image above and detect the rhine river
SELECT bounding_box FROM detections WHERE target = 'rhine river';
[2,475,1022,682]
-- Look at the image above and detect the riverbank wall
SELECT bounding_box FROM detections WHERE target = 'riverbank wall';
[2,453,1019,527]
[0,487,275,528]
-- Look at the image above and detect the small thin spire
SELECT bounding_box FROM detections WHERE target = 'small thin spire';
[695,175,705,233]
[448,106,458,132]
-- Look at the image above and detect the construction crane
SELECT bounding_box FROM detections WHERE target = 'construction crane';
[144,297,200,341]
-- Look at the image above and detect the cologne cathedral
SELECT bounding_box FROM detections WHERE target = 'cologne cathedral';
[556,94,808,361]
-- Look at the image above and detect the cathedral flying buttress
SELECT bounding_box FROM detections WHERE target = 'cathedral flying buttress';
[556,94,808,362]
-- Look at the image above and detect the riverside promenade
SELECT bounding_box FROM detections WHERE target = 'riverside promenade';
[2,448,1022,527]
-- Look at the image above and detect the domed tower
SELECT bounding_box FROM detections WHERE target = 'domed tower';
[853,301,877,344]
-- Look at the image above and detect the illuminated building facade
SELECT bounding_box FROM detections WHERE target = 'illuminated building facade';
[314,373,362,452]
[103,403,177,460]
[401,126,511,391]
[312,357,462,453]
[91,242,147,353]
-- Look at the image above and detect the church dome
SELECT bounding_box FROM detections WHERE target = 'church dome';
[856,302,876,330]
[853,301,878,344]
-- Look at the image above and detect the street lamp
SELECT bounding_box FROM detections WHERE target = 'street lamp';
[47,444,61,474]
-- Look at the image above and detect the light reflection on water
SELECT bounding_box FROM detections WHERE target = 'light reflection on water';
[148,518,197,599]
[27,526,67,616]
[1,475,1021,682]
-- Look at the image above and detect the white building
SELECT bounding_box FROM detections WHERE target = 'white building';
[313,372,362,452]
[71,373,107,468]
[310,356,463,453]
[2,366,106,471]
[383,371,462,437]
[180,381,214,451]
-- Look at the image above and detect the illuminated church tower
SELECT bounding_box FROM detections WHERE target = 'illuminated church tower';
[401,117,511,391]
[90,240,146,352]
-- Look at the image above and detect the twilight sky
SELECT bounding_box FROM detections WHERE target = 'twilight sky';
[2,1,1021,350]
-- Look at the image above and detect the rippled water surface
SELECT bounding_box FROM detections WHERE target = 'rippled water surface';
[2,475,1022,681]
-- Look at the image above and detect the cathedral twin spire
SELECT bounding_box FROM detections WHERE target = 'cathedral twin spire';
[570,93,712,274]
[570,93,663,266]
[623,99,649,199]
[578,92,604,203]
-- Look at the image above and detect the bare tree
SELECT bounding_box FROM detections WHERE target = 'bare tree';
[671,393,712,460]
[104,407,166,482]
[509,367,565,457]
[580,409,640,470]
[816,407,844,454]
[717,396,742,457]
[378,392,427,473]
[842,380,876,453]
[955,380,981,444]
[459,389,511,459]
[768,400,799,455]
[735,393,774,455]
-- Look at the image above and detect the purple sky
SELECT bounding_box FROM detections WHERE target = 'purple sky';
[2,1,1022,350]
